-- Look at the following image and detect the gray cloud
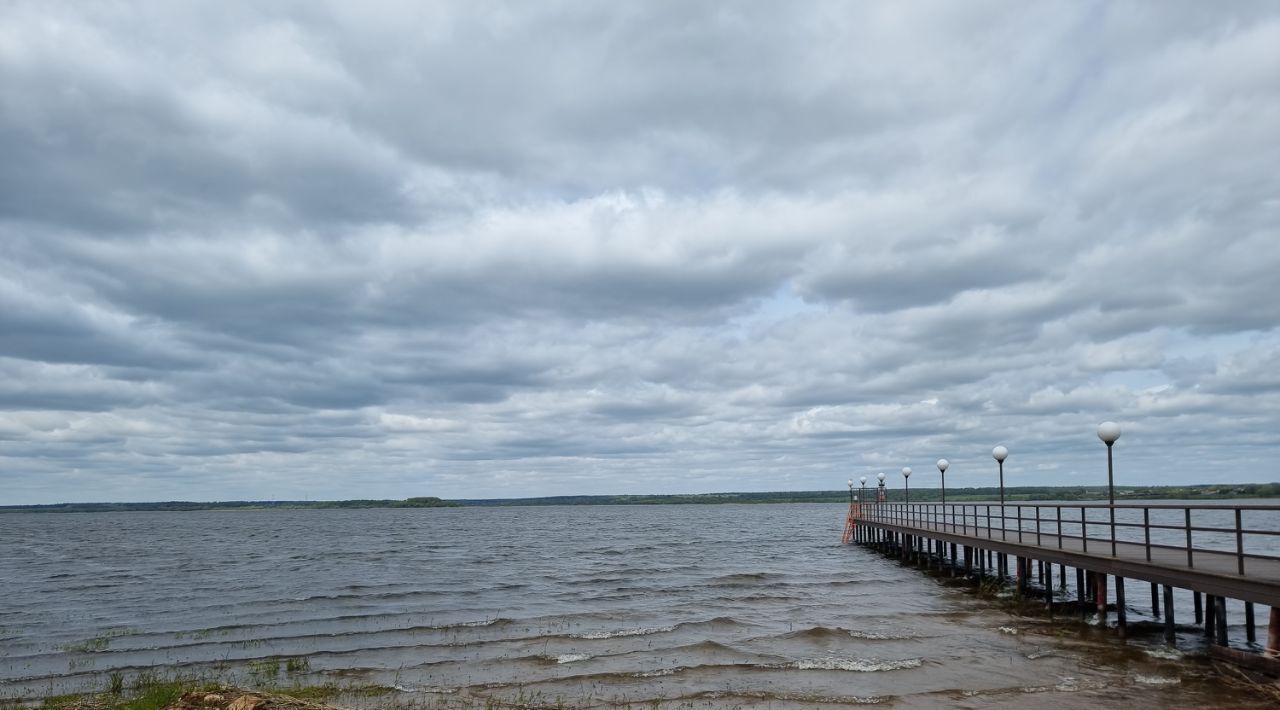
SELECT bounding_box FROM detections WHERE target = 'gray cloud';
[2,1,1279,503]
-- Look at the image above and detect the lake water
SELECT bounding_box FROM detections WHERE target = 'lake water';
[1,504,1277,708]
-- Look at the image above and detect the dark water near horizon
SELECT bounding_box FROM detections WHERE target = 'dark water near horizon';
[1,504,1277,708]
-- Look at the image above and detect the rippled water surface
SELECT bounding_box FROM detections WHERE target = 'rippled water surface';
[1,504,1275,708]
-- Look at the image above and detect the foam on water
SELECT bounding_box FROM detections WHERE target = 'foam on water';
[570,625,675,639]
[1142,646,1184,660]
[1133,674,1181,685]
[788,657,923,672]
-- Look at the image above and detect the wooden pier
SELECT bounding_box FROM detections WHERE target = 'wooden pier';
[848,500,1280,659]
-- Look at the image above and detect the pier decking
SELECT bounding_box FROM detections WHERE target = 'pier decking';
[849,500,1280,655]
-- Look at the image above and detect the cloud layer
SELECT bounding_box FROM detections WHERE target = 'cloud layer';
[2,1,1279,503]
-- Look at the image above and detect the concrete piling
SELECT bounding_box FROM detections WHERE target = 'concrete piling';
[1095,573,1107,623]
[1077,568,1087,618]
[1115,577,1126,636]
[1215,596,1229,646]
[1268,607,1279,656]
[1206,594,1217,641]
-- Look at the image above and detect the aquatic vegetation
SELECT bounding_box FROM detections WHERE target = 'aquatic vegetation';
[60,637,111,653]
[23,679,412,710]
[61,629,140,654]
[245,660,280,687]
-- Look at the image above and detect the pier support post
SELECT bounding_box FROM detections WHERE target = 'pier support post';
[1268,607,1280,657]
[1163,585,1175,643]
[1205,594,1217,641]
[1194,591,1203,625]
[1115,577,1126,637]
[1076,568,1086,618]
[1046,565,1054,617]
[1095,573,1107,624]
[1058,563,1065,591]
[1245,602,1255,644]
[1151,583,1160,617]
[1215,596,1228,647]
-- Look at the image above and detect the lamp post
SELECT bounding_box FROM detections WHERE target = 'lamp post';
[993,446,1009,540]
[936,459,949,505]
[859,476,867,503]
[937,459,949,531]
[847,478,854,506]
[877,472,886,504]
[902,467,912,504]
[1098,422,1121,556]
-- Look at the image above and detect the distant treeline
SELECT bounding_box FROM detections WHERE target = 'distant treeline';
[457,482,1280,506]
[0,496,459,514]
[4,485,1278,513]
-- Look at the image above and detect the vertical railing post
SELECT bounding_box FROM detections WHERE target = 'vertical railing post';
[1185,507,1193,568]
[1082,507,1088,553]
[1143,507,1151,562]
[1016,505,1023,543]
[1057,505,1062,549]
[1035,506,1041,546]
[1235,508,1245,575]
[1110,503,1117,557]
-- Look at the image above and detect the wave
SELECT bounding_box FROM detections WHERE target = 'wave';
[784,657,923,672]
[1142,646,1184,661]
[708,572,785,587]
[3,616,522,667]
[678,615,757,631]
[631,667,678,677]
[779,626,913,642]
[450,618,512,628]
[287,589,449,603]
[570,625,676,639]
[688,689,887,705]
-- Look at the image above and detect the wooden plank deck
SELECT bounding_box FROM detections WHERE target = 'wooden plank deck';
[856,515,1280,607]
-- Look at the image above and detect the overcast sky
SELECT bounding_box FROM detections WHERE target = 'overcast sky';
[2,2,1279,504]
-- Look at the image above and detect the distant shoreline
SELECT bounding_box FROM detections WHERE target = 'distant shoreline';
[3,483,1278,513]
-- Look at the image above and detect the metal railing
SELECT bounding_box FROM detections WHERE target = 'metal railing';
[853,501,1280,576]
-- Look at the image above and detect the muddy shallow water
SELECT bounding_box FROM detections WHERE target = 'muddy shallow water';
[1,504,1275,707]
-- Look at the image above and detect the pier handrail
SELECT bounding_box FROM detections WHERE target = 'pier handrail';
[854,501,1280,576]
